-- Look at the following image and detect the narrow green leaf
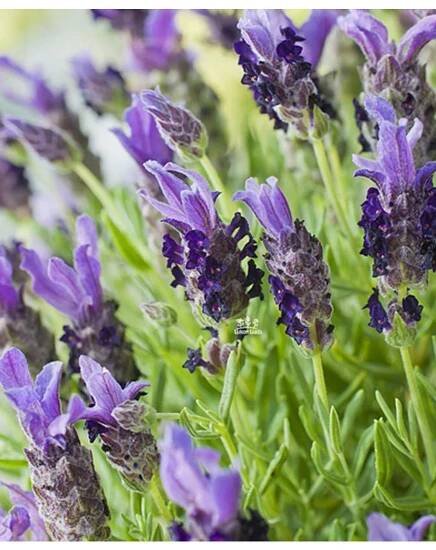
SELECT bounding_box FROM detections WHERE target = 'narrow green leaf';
[258,443,288,495]
[352,425,374,477]
[375,391,396,428]
[310,442,346,485]
[329,407,342,454]
[218,348,241,423]
[341,389,364,440]
[374,421,392,485]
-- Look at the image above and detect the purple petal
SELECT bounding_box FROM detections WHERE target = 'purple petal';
[144,160,188,210]
[33,361,63,421]
[0,251,19,312]
[0,483,47,541]
[0,506,30,540]
[48,394,88,436]
[364,94,397,124]
[300,10,339,66]
[122,380,149,402]
[20,246,80,320]
[47,257,84,304]
[377,122,415,193]
[73,245,102,315]
[76,214,99,259]
[397,14,436,65]
[210,470,241,528]
[406,118,424,150]
[414,161,436,189]
[409,515,436,541]
[338,10,391,65]
[79,355,124,414]
[238,10,293,62]
[194,448,221,469]
[367,513,410,541]
[0,347,32,391]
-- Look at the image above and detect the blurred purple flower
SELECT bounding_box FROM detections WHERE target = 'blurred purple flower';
[0,56,64,115]
[20,214,102,325]
[235,9,338,133]
[91,9,148,38]
[140,161,263,326]
[112,94,173,168]
[0,158,31,213]
[71,55,129,117]
[367,513,436,541]
[0,482,48,541]
[20,215,138,386]
[130,10,181,72]
[0,246,20,314]
[339,11,436,161]
[234,177,333,351]
[160,423,241,540]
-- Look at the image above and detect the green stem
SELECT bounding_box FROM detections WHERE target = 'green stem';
[149,476,172,523]
[400,346,435,476]
[311,138,352,236]
[199,154,233,218]
[312,351,329,410]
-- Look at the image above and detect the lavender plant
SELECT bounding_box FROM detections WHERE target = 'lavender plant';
[0,8,435,543]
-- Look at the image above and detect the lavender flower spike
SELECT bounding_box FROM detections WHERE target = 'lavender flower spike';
[0,347,110,541]
[0,246,55,374]
[339,11,436,162]
[20,214,139,386]
[234,177,334,351]
[367,513,436,541]
[353,94,435,336]
[0,482,48,541]
[160,424,267,541]
[140,161,263,330]
[141,88,208,160]
[56,355,159,492]
[3,117,78,167]
[235,9,338,135]
[71,55,129,117]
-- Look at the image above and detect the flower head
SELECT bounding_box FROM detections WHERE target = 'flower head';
[0,158,31,213]
[235,9,338,134]
[55,356,158,492]
[367,513,436,541]
[141,161,263,327]
[141,89,208,160]
[71,55,129,117]
[20,215,138,385]
[0,482,48,541]
[234,177,333,351]
[339,11,436,161]
[112,94,173,169]
[160,423,241,540]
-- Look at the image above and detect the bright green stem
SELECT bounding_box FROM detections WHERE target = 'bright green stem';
[400,346,435,476]
[149,476,172,523]
[199,154,233,218]
[311,138,352,236]
[312,351,329,410]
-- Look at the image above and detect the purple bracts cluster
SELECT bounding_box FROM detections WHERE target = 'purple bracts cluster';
[71,55,129,117]
[57,356,159,491]
[141,89,207,160]
[234,178,333,351]
[353,95,435,332]
[367,513,436,541]
[141,161,263,327]
[160,423,241,540]
[235,10,338,133]
[339,11,436,162]
[0,348,110,541]
[20,215,139,386]
[0,482,48,541]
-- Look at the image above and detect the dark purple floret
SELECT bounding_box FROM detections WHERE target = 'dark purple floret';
[197,10,240,50]
[183,347,214,374]
[364,289,391,333]
[421,187,436,271]
[401,294,423,324]
[0,158,31,213]
[170,522,192,541]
